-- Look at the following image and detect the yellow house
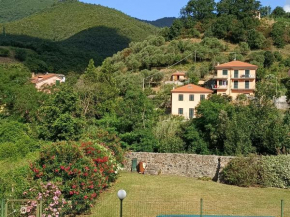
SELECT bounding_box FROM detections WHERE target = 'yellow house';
[212,61,258,100]
[171,84,213,119]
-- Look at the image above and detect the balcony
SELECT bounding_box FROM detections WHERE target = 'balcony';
[212,85,228,90]
[232,74,255,80]
[213,75,228,80]
[231,87,255,91]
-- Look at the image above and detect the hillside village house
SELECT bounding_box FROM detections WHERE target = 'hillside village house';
[171,72,186,81]
[31,73,65,89]
[171,84,213,119]
[212,60,257,100]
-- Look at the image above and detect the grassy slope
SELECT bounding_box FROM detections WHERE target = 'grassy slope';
[92,172,290,217]
[0,2,157,43]
[0,0,57,23]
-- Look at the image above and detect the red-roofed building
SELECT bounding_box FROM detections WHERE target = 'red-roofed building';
[171,84,213,119]
[171,72,186,81]
[31,73,65,90]
[212,61,258,100]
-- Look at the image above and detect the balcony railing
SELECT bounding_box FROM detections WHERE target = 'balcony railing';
[212,85,228,90]
[213,75,228,80]
[231,87,255,90]
[232,74,255,79]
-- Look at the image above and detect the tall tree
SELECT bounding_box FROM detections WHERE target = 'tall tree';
[217,0,261,19]
[181,0,216,21]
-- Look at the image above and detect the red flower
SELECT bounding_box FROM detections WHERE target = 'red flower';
[69,191,74,195]
[55,169,59,173]
[83,172,88,177]
[81,182,85,186]
[93,168,98,172]
[72,185,77,189]
[42,165,46,169]
[84,195,88,200]
[60,166,65,170]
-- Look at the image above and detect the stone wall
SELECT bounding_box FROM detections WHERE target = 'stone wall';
[124,152,234,180]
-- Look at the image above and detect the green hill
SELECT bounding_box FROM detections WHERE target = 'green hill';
[0,1,157,73]
[0,0,57,23]
[137,17,176,27]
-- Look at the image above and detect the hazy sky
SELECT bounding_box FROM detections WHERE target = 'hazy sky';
[81,0,285,21]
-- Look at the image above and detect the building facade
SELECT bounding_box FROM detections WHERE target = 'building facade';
[212,61,257,100]
[31,73,65,89]
[171,84,213,119]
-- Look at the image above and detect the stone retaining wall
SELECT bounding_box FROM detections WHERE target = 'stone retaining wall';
[124,152,234,180]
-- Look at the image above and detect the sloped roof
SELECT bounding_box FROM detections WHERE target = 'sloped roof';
[215,61,258,69]
[172,72,186,76]
[171,84,213,93]
[31,73,61,84]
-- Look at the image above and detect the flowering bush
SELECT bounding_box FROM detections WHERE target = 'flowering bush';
[23,182,68,217]
[29,140,122,214]
[82,126,125,165]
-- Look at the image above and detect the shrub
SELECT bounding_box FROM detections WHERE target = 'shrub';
[15,48,27,61]
[29,140,121,214]
[0,120,39,160]
[0,48,9,57]
[23,182,69,217]
[221,155,290,189]
[262,155,290,188]
[221,156,265,187]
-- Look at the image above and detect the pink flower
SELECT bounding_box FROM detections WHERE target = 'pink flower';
[23,192,27,195]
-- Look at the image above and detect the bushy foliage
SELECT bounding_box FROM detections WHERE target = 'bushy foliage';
[0,48,9,57]
[221,156,264,187]
[222,155,290,189]
[29,140,121,214]
[23,182,68,217]
[0,120,38,159]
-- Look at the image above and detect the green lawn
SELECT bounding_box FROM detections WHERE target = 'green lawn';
[90,172,290,217]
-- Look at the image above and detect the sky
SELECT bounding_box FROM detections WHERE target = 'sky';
[81,0,286,21]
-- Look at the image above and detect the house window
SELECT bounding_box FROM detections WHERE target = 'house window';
[234,70,239,78]
[219,80,223,86]
[222,70,228,76]
[200,95,205,101]
[189,94,194,101]
[189,108,194,119]
[178,108,183,115]
[178,94,183,101]
[234,81,238,89]
[245,70,250,78]
[245,80,249,89]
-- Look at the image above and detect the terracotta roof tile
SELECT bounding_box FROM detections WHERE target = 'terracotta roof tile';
[31,73,60,84]
[172,72,186,76]
[171,84,213,93]
[215,61,258,69]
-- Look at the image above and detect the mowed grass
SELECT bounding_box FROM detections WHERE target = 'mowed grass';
[91,172,290,217]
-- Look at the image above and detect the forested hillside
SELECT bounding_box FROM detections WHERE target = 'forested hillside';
[1,0,290,214]
[0,0,57,23]
[137,17,176,27]
[0,1,157,72]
